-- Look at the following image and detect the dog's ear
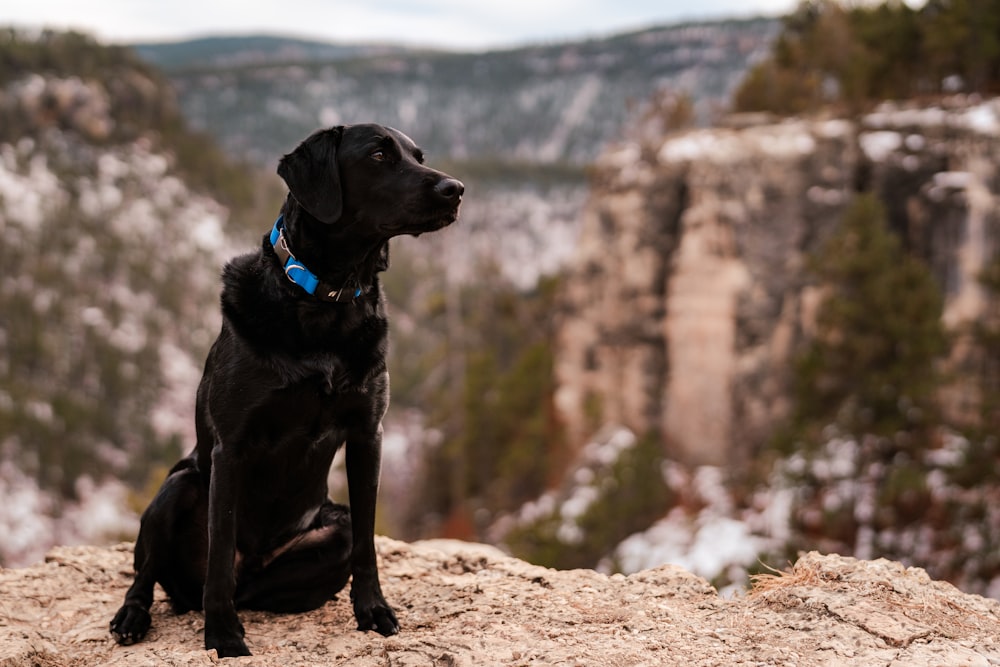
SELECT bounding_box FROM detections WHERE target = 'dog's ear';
[277,126,344,224]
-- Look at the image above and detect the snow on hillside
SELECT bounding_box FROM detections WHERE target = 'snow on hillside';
[0,82,236,564]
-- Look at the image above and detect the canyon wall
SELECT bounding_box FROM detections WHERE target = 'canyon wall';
[554,99,1000,465]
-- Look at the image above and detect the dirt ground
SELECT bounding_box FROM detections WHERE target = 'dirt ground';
[1,537,999,666]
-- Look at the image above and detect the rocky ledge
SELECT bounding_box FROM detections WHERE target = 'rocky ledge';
[1,538,998,666]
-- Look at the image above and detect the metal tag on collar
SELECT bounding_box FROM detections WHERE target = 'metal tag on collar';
[287,261,319,294]
[327,286,363,301]
[285,262,307,281]
[278,233,304,284]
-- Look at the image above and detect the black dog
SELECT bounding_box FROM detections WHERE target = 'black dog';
[109,124,463,657]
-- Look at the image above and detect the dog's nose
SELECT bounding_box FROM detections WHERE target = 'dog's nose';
[435,178,465,202]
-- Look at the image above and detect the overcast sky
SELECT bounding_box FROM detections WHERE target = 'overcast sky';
[2,0,798,50]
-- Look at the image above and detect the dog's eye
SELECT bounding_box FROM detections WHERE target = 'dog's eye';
[370,150,386,162]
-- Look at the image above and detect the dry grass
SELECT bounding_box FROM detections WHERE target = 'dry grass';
[746,553,1000,641]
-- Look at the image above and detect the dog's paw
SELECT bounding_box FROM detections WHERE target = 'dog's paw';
[109,603,152,645]
[206,635,252,658]
[205,624,251,658]
[205,611,250,657]
[354,598,399,636]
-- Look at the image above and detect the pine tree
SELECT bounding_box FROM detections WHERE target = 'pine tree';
[974,259,1000,432]
[731,0,1000,114]
[789,193,947,447]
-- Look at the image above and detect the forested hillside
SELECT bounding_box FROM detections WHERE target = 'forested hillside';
[734,0,1000,114]
[0,29,280,565]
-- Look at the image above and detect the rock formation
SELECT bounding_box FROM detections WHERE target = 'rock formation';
[1,539,999,665]
[554,98,1000,465]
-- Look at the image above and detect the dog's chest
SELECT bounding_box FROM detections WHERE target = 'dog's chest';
[265,362,384,438]
[295,352,352,395]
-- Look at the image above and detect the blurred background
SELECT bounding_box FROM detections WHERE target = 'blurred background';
[2,0,1000,599]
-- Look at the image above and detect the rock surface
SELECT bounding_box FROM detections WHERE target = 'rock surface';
[554,99,1000,465]
[2,538,999,666]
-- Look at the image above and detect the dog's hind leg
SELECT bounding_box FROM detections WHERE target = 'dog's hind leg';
[235,500,353,613]
[156,464,209,614]
[110,459,206,645]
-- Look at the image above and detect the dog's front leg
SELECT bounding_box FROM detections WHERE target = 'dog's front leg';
[203,443,251,657]
[346,423,399,636]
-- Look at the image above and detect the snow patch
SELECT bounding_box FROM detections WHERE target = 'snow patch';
[859,131,902,162]
[152,342,202,441]
[0,462,138,567]
[932,171,974,190]
[865,98,1000,137]
[189,212,226,253]
[658,123,816,165]
[0,150,66,231]
[965,103,1000,135]
[612,463,780,586]
[615,508,762,587]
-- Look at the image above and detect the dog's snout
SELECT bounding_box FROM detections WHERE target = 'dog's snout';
[435,177,465,201]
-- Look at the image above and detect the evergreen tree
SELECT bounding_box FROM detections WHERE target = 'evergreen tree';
[770,197,1000,587]
[973,259,1000,432]
[404,272,566,540]
[922,0,1000,93]
[788,194,947,447]
[732,0,1000,114]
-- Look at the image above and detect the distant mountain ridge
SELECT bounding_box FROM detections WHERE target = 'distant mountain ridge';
[126,18,778,293]
[132,34,420,71]
[132,18,779,167]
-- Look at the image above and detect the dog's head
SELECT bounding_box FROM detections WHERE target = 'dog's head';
[277,124,463,237]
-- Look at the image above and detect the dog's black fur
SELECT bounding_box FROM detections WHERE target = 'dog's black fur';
[109,124,463,657]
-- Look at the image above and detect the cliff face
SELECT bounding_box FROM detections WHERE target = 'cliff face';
[554,99,1000,465]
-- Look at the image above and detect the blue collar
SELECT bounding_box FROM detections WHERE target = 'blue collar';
[269,216,363,302]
